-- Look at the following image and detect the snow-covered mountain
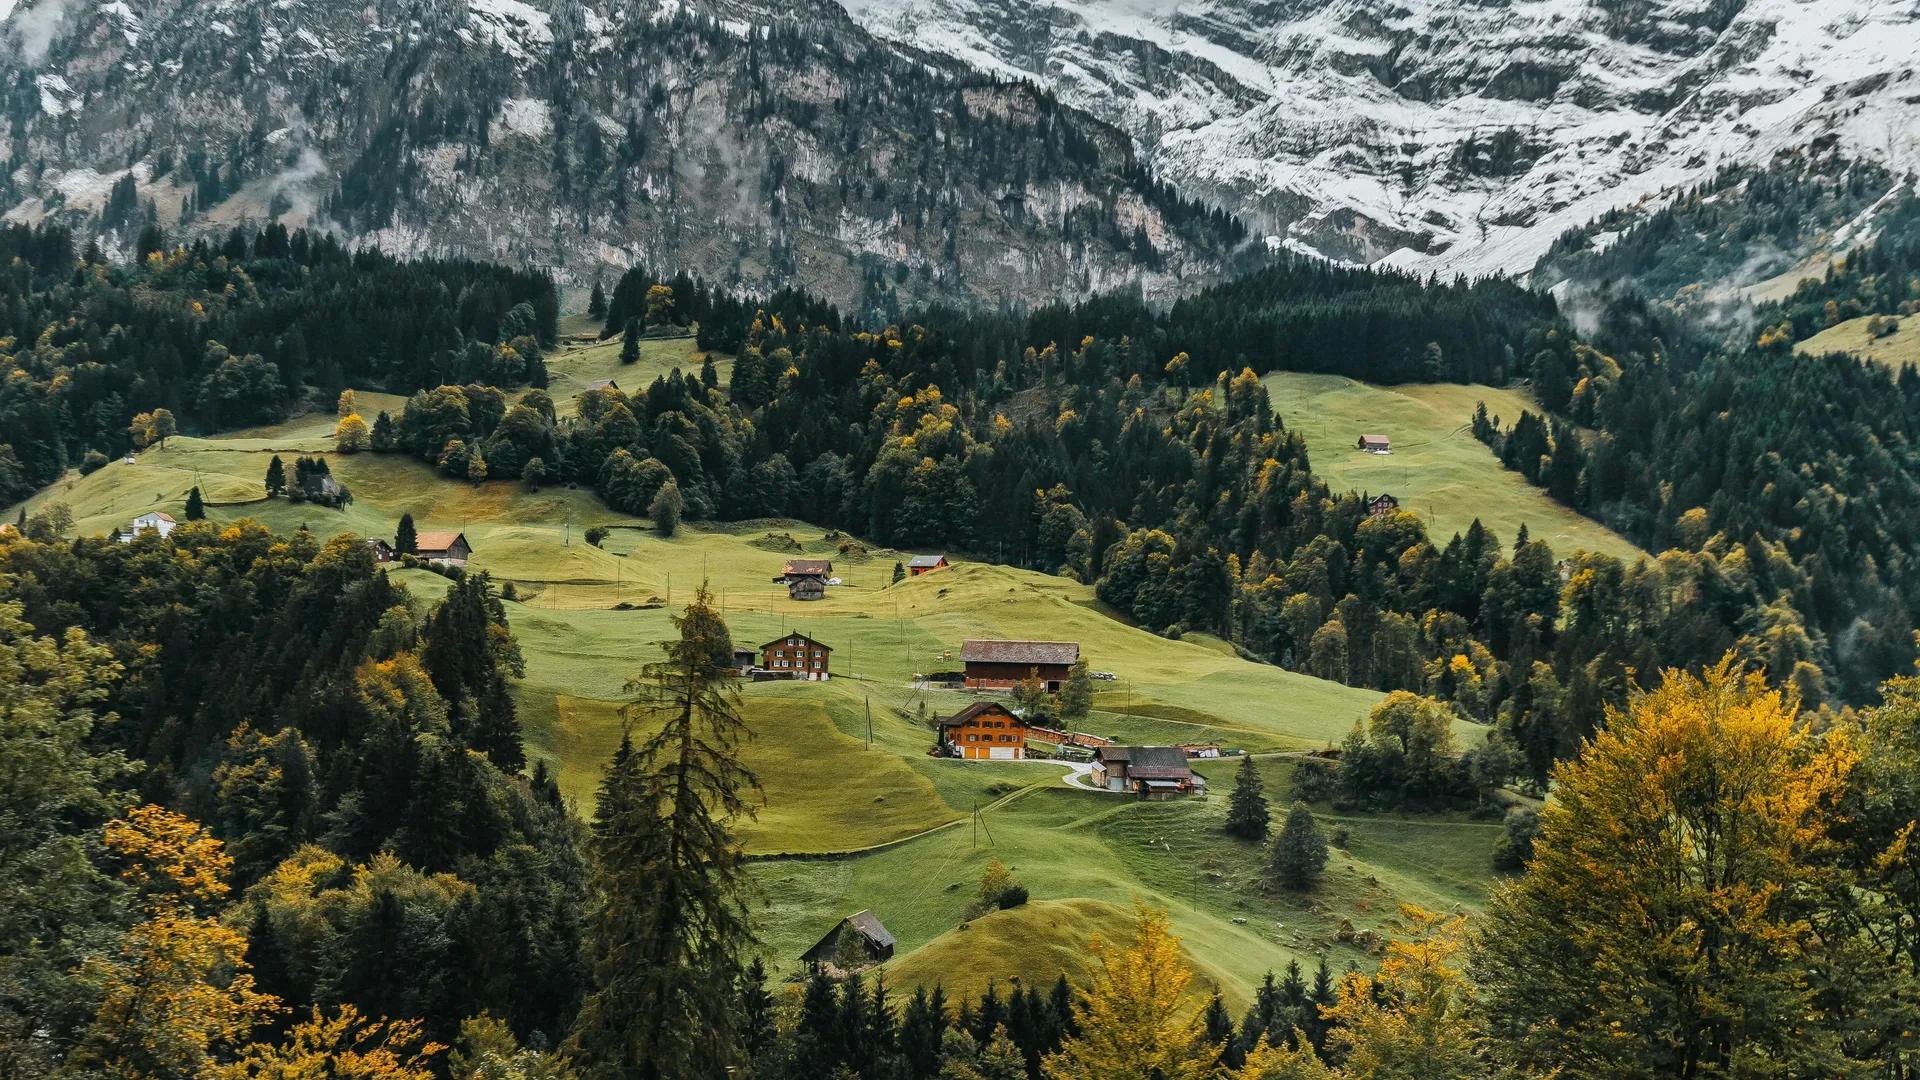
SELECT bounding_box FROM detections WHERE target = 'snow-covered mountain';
[0,0,1244,312]
[838,0,1920,280]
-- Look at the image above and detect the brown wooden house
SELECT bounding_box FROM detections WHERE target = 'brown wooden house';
[961,640,1080,692]
[761,631,832,681]
[782,558,833,601]
[802,910,896,970]
[1091,746,1205,799]
[1367,493,1400,517]
[907,554,949,576]
[413,531,472,565]
[1358,434,1391,454]
[936,701,1028,760]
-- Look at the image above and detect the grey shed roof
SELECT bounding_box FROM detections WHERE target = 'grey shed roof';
[840,910,895,949]
[959,639,1080,665]
[1119,746,1192,780]
[908,554,947,568]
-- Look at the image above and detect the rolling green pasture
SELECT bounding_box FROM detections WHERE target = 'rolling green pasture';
[5,338,1504,998]
[1796,315,1920,370]
[1262,372,1644,562]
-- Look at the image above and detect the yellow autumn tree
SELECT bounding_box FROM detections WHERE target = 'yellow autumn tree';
[1042,903,1214,1080]
[1317,906,1483,1078]
[211,1004,443,1079]
[1473,657,1867,1077]
[335,413,371,453]
[70,805,281,1078]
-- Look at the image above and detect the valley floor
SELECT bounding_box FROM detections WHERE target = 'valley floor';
[6,342,1507,1002]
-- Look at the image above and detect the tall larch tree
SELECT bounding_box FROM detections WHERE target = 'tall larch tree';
[1473,658,1876,1077]
[565,584,759,1079]
[1042,904,1214,1080]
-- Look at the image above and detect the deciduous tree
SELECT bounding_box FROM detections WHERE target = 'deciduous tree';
[1042,904,1213,1080]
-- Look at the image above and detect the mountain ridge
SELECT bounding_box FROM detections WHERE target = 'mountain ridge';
[837,0,1920,283]
[0,0,1245,314]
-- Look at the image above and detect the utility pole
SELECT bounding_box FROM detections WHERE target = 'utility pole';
[865,695,874,748]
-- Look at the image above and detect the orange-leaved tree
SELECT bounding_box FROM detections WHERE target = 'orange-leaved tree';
[71,804,281,1078]
[1042,903,1215,1080]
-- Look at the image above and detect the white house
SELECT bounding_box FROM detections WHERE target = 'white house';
[120,511,177,542]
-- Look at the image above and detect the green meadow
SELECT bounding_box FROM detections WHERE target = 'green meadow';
[1796,315,1920,370]
[7,337,1507,999]
[1262,372,1645,562]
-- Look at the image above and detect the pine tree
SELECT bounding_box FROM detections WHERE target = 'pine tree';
[892,561,906,585]
[1225,755,1269,841]
[395,513,417,555]
[1059,658,1093,726]
[264,455,285,497]
[184,486,206,521]
[1268,801,1328,890]
[589,280,607,319]
[620,318,642,364]
[565,585,758,1079]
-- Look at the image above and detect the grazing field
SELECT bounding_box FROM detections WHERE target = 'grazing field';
[1795,315,1920,370]
[4,340,1507,999]
[1262,372,1645,562]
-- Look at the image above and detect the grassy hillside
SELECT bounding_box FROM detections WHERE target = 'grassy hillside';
[1262,372,1644,561]
[5,339,1504,998]
[1796,316,1920,370]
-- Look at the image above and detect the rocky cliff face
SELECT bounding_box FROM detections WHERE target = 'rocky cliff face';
[838,0,1920,280]
[0,0,1245,313]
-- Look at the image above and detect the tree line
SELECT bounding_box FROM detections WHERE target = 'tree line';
[0,222,557,506]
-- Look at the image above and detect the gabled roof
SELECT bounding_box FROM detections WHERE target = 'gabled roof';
[414,531,468,553]
[841,910,895,949]
[1359,433,1390,445]
[908,554,947,568]
[586,378,619,391]
[937,701,1021,732]
[1121,746,1193,780]
[960,639,1080,666]
[761,630,832,652]
[137,511,176,523]
[783,558,833,576]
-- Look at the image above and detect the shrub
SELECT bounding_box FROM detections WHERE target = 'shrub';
[996,885,1029,910]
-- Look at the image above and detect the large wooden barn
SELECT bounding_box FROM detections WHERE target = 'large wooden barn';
[936,701,1028,760]
[959,639,1080,693]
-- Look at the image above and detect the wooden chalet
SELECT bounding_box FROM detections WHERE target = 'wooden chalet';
[122,511,177,541]
[1091,746,1205,800]
[1367,493,1400,517]
[782,558,833,601]
[907,554,949,576]
[961,639,1079,693]
[761,631,831,681]
[414,531,473,565]
[1358,434,1392,454]
[936,701,1028,760]
[802,910,896,970]
[364,538,396,563]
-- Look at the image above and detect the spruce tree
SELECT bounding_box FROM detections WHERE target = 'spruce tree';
[264,455,285,497]
[589,280,607,319]
[1268,801,1328,890]
[184,486,205,521]
[1225,754,1270,841]
[1059,657,1093,726]
[395,512,417,555]
[566,585,759,1079]
[892,561,906,584]
[620,318,642,364]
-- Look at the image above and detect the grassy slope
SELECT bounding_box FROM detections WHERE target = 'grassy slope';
[7,339,1502,998]
[1262,372,1645,562]
[1796,316,1920,370]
